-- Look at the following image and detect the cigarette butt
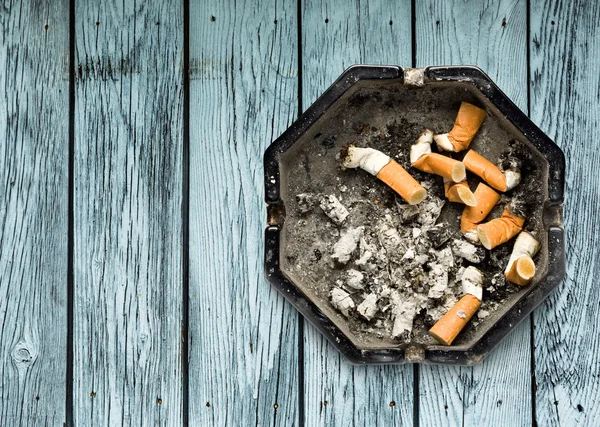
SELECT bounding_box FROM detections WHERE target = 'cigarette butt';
[460,183,501,233]
[434,102,486,152]
[342,145,427,205]
[412,153,466,182]
[504,231,540,286]
[429,294,481,346]
[462,150,508,192]
[505,256,536,286]
[444,180,477,206]
[476,207,525,250]
[377,160,427,205]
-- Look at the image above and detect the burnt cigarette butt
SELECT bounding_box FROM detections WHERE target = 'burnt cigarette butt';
[505,256,536,286]
[412,153,466,182]
[342,145,427,205]
[476,207,525,250]
[429,294,481,346]
[434,102,486,152]
[462,149,508,191]
[377,161,427,204]
[505,231,540,286]
[460,183,501,242]
[411,129,466,182]
[444,180,477,206]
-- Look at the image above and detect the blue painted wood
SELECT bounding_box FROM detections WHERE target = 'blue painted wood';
[0,1,69,425]
[73,1,184,425]
[416,1,532,426]
[1,2,597,426]
[301,1,414,425]
[531,1,600,425]
[188,1,299,426]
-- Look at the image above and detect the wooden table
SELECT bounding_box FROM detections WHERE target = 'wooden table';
[1,0,597,425]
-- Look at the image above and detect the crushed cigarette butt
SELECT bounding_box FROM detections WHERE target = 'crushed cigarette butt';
[505,231,540,286]
[463,149,521,192]
[444,179,477,206]
[477,206,525,250]
[434,102,486,152]
[411,129,466,182]
[342,145,427,204]
[461,183,501,243]
[429,294,481,345]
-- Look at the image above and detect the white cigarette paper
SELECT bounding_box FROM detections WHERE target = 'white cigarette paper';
[461,266,483,301]
[433,134,454,152]
[410,129,433,164]
[342,146,391,175]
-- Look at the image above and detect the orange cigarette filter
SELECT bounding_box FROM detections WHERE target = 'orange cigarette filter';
[435,102,486,152]
[505,256,536,286]
[444,180,477,206]
[460,183,501,232]
[429,294,481,346]
[463,149,507,192]
[377,160,427,205]
[477,208,525,250]
[412,153,466,182]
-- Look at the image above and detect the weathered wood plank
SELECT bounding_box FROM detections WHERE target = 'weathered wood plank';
[302,1,414,425]
[188,1,299,426]
[416,1,532,426]
[0,1,69,425]
[531,1,600,425]
[73,1,183,425]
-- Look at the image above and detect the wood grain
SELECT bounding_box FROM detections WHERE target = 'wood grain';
[531,1,600,425]
[73,1,183,425]
[0,1,69,425]
[188,1,299,426]
[301,1,414,425]
[416,1,532,426]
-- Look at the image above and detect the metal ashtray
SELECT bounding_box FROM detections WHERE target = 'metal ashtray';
[264,65,565,364]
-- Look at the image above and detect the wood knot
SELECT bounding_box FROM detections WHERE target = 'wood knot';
[11,341,37,366]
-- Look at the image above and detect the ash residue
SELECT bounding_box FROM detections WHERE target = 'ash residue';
[279,83,546,347]
[286,189,490,343]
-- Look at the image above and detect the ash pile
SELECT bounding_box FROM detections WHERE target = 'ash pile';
[296,190,495,342]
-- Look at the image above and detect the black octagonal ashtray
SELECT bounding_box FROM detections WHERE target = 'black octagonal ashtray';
[264,65,565,365]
